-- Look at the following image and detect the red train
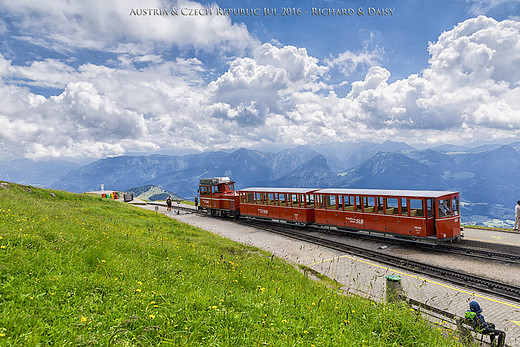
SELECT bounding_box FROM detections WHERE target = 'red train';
[199,177,461,242]
[199,177,240,217]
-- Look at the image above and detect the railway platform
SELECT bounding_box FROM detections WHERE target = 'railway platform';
[462,227,520,254]
[132,202,520,346]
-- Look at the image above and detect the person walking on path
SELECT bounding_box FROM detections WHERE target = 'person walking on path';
[465,301,506,347]
[166,196,172,212]
[515,200,520,230]
[194,195,199,210]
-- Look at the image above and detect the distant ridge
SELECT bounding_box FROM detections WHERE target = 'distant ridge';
[125,185,181,201]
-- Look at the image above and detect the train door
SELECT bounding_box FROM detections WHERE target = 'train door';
[425,198,435,236]
[408,198,428,237]
[279,193,286,219]
[363,196,378,230]
[399,198,410,236]
[327,195,341,225]
[435,198,450,238]
[384,197,401,234]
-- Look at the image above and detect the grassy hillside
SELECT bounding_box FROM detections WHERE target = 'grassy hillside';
[0,181,462,346]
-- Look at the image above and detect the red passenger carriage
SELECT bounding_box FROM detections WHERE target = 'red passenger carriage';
[199,177,240,217]
[312,189,461,241]
[238,188,318,224]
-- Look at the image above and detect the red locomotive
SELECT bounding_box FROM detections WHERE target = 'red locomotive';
[199,177,240,217]
[198,178,461,242]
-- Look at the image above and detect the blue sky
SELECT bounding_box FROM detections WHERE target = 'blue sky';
[0,0,519,160]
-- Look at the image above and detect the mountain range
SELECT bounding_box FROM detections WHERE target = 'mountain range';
[2,140,520,227]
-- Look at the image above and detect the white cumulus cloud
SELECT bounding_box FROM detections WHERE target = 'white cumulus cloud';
[1,14,520,159]
[0,0,258,54]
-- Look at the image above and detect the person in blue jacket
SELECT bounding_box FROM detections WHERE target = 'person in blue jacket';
[465,301,505,347]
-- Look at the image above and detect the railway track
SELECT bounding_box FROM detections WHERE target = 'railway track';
[421,243,520,264]
[235,218,520,303]
[314,227,520,265]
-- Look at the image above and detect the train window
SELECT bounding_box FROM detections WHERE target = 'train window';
[317,195,323,208]
[410,199,424,217]
[385,198,399,214]
[291,194,299,207]
[328,195,336,209]
[344,196,354,211]
[401,198,408,216]
[246,193,252,203]
[364,197,375,213]
[279,193,286,206]
[427,199,433,217]
[306,194,315,208]
[255,193,262,204]
[452,196,459,216]
[377,197,384,213]
[268,193,274,205]
[438,199,452,218]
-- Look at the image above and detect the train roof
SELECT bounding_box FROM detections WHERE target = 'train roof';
[200,177,233,185]
[239,187,319,194]
[238,187,458,198]
[314,188,458,198]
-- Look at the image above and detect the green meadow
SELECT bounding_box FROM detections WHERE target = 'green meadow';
[0,181,462,346]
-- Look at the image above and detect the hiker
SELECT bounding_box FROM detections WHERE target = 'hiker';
[166,196,172,212]
[194,195,199,210]
[515,200,520,230]
[465,301,505,347]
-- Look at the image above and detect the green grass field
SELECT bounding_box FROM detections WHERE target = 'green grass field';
[0,181,462,346]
